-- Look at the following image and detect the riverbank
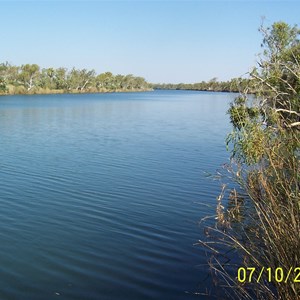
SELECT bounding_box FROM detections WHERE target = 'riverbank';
[151,78,253,94]
[0,63,152,96]
[0,86,153,96]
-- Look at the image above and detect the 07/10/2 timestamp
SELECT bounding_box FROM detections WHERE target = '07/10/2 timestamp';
[237,267,300,283]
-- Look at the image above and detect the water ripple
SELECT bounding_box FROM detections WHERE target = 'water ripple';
[0,91,232,299]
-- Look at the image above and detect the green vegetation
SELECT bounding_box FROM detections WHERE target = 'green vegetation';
[200,21,300,299]
[152,77,253,93]
[0,63,151,95]
[0,63,253,96]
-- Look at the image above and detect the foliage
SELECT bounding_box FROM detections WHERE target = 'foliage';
[0,78,7,93]
[0,63,150,95]
[152,77,253,93]
[18,64,40,91]
[200,21,300,299]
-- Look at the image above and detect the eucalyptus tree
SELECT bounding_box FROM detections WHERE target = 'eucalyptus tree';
[18,64,40,91]
[254,22,300,126]
[125,74,134,89]
[46,67,56,89]
[214,21,300,300]
[0,63,8,92]
[0,77,6,93]
[68,68,96,91]
[0,61,150,94]
[114,74,125,89]
[132,76,147,89]
[96,72,114,90]
[54,67,68,90]
[0,62,20,87]
[80,69,96,91]
[38,68,56,89]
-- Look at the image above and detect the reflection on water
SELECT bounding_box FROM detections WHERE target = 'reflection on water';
[0,90,234,299]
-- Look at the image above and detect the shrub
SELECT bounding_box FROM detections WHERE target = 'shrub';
[201,21,300,300]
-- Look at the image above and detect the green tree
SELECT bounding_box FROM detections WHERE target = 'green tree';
[0,62,150,94]
[18,64,40,91]
[0,77,7,93]
[77,69,96,91]
[0,62,19,87]
[38,68,55,89]
[54,67,67,90]
[96,72,114,90]
[251,21,300,127]
[216,21,300,299]
[0,63,8,93]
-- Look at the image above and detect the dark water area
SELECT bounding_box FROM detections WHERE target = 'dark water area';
[0,90,235,299]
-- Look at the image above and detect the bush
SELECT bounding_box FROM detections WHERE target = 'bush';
[201,21,300,299]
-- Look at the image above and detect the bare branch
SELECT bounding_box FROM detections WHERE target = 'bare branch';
[275,108,300,116]
[251,73,281,95]
[288,121,300,127]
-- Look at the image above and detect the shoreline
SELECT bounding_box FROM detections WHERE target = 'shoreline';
[0,88,243,97]
[0,88,154,97]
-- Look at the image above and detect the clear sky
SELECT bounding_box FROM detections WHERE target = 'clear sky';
[0,0,299,83]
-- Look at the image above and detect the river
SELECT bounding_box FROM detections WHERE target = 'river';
[0,90,235,299]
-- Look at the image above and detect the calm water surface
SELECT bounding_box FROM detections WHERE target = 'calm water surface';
[0,90,235,299]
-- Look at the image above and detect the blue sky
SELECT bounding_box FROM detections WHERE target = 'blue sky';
[0,1,299,83]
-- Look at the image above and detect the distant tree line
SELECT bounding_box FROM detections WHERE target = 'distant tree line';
[152,77,254,93]
[0,62,150,95]
[0,62,256,96]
